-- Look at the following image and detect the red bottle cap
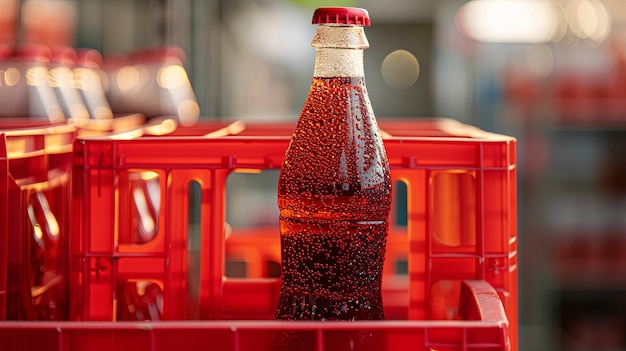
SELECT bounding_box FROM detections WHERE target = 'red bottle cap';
[312,7,370,26]
[77,48,104,68]
[15,44,52,63]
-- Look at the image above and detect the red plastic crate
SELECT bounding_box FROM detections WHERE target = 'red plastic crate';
[0,116,147,321]
[0,122,75,320]
[66,118,517,350]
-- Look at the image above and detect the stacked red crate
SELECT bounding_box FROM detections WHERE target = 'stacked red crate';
[0,123,75,320]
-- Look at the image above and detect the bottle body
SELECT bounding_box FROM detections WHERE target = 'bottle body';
[275,73,391,321]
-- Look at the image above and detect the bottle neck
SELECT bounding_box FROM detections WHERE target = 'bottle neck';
[311,25,368,78]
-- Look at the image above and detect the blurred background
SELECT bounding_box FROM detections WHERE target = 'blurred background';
[3,0,626,349]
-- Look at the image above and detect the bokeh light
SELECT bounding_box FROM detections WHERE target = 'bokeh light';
[1,67,19,87]
[177,99,200,126]
[157,64,189,90]
[566,0,611,45]
[116,66,140,91]
[381,49,420,90]
[456,0,567,43]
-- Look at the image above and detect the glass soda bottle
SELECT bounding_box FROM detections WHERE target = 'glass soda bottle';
[275,6,392,322]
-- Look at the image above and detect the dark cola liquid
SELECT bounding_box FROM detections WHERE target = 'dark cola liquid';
[276,76,391,324]
[276,219,387,320]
